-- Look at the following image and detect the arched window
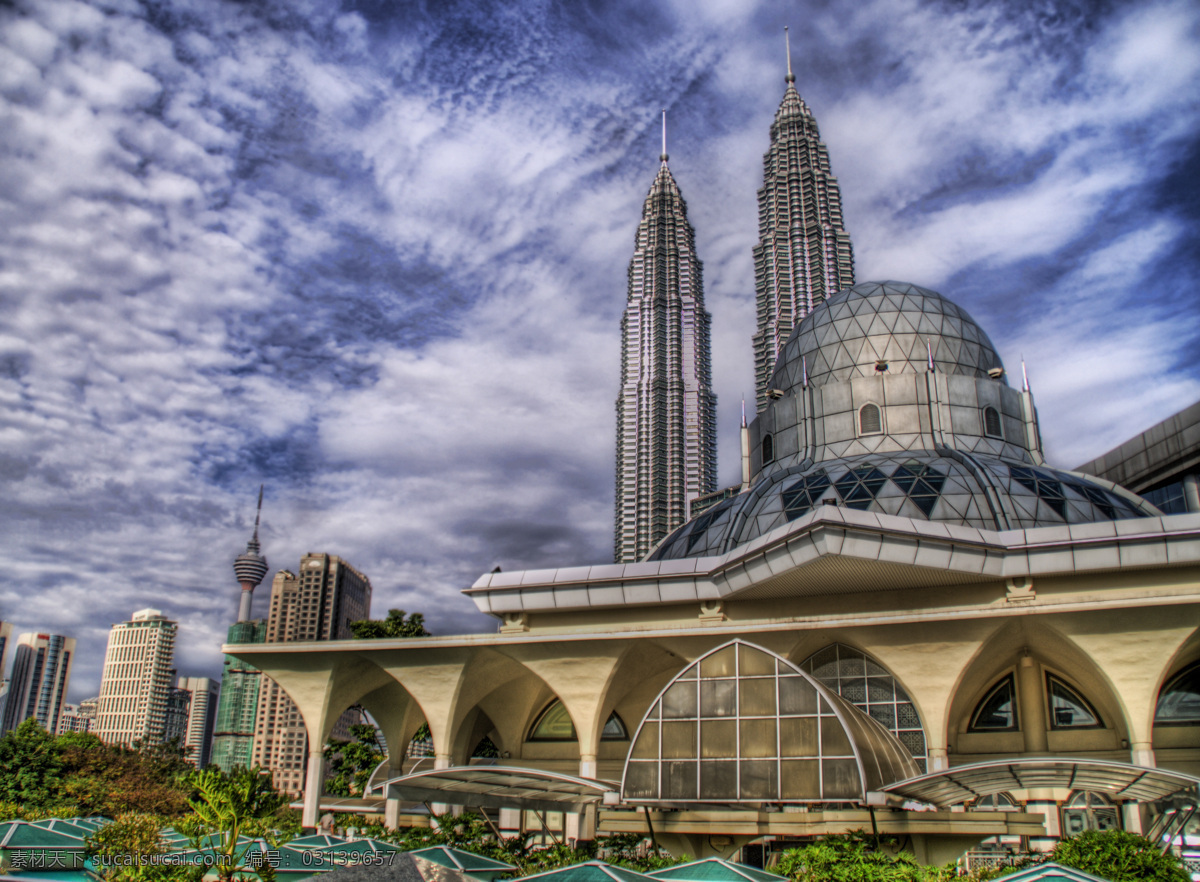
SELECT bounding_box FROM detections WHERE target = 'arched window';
[801,644,928,772]
[972,792,1019,811]
[526,700,628,742]
[859,404,882,435]
[761,434,774,464]
[983,406,1003,438]
[1047,674,1102,729]
[1155,662,1200,725]
[1063,791,1121,836]
[969,674,1019,731]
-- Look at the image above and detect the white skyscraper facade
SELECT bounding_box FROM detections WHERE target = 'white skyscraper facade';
[615,141,717,562]
[0,632,75,735]
[751,51,855,412]
[94,609,177,747]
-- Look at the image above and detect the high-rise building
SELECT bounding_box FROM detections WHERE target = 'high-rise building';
[57,699,96,734]
[212,490,270,772]
[163,678,191,749]
[175,676,219,767]
[252,554,372,794]
[93,610,176,747]
[0,621,11,680]
[751,30,854,412]
[614,116,718,563]
[0,632,75,735]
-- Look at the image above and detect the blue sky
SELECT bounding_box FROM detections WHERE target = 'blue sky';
[1,0,1198,702]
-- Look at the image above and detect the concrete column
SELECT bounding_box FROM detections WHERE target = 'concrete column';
[385,797,401,830]
[1017,655,1048,753]
[1122,802,1144,834]
[302,750,324,829]
[1130,741,1156,768]
[1183,474,1200,513]
[1026,791,1059,852]
[928,747,949,772]
[431,753,453,818]
[499,808,521,839]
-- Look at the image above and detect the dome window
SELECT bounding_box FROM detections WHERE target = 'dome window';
[761,433,774,464]
[1155,662,1200,725]
[859,404,882,435]
[1047,674,1102,729]
[983,406,1003,438]
[833,465,889,510]
[890,462,946,518]
[969,674,1019,731]
[781,471,831,522]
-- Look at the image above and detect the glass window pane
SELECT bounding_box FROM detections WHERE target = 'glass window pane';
[700,680,737,717]
[663,761,697,800]
[739,719,776,758]
[867,678,894,702]
[838,655,866,677]
[779,677,818,715]
[699,761,737,799]
[822,759,861,800]
[602,711,629,740]
[700,646,736,678]
[741,678,777,716]
[700,720,737,758]
[1048,676,1101,729]
[739,645,776,676]
[631,721,658,759]
[781,759,820,800]
[820,719,853,757]
[869,705,896,729]
[780,717,819,757]
[529,700,576,740]
[741,760,779,800]
[970,675,1018,731]
[1155,663,1200,724]
[662,721,696,759]
[662,681,697,718]
[624,762,657,799]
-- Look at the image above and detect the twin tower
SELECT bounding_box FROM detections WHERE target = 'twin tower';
[614,49,855,562]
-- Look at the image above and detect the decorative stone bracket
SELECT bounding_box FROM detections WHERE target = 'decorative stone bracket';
[1005,576,1035,602]
[699,600,726,625]
[500,612,529,633]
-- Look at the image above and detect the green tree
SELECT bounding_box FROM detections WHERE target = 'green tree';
[0,719,65,810]
[1051,829,1188,882]
[777,832,953,882]
[58,733,192,817]
[324,723,385,797]
[180,766,291,882]
[85,812,202,882]
[350,609,430,639]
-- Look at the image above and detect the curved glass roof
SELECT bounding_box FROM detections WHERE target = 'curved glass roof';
[650,453,1156,561]
[621,640,919,806]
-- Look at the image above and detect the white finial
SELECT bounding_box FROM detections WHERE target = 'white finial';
[927,339,935,372]
[802,354,808,387]
[741,395,747,428]
[660,109,668,163]
[1021,357,1030,392]
[785,27,795,83]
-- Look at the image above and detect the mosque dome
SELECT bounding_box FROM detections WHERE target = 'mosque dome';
[768,281,1004,393]
[649,281,1160,562]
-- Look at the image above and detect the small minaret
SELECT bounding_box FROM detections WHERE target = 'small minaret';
[233,486,269,621]
[740,397,751,488]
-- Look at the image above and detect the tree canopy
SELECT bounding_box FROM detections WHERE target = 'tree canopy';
[350,608,430,639]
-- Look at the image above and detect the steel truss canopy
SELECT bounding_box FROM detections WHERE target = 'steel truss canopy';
[878,758,1200,807]
[376,766,621,814]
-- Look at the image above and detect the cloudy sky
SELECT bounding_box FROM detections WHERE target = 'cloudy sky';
[2,0,1198,702]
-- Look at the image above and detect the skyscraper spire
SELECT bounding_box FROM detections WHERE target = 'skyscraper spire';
[615,128,717,562]
[750,36,855,412]
[234,487,269,622]
[661,108,668,163]
[785,26,794,83]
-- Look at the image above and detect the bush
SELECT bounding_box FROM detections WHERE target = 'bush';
[1051,829,1189,882]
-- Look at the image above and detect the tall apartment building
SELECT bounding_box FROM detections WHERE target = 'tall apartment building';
[57,700,96,734]
[614,117,717,562]
[175,676,219,767]
[751,32,855,412]
[252,554,371,794]
[0,621,11,680]
[0,632,75,735]
[93,610,177,747]
[211,490,269,772]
